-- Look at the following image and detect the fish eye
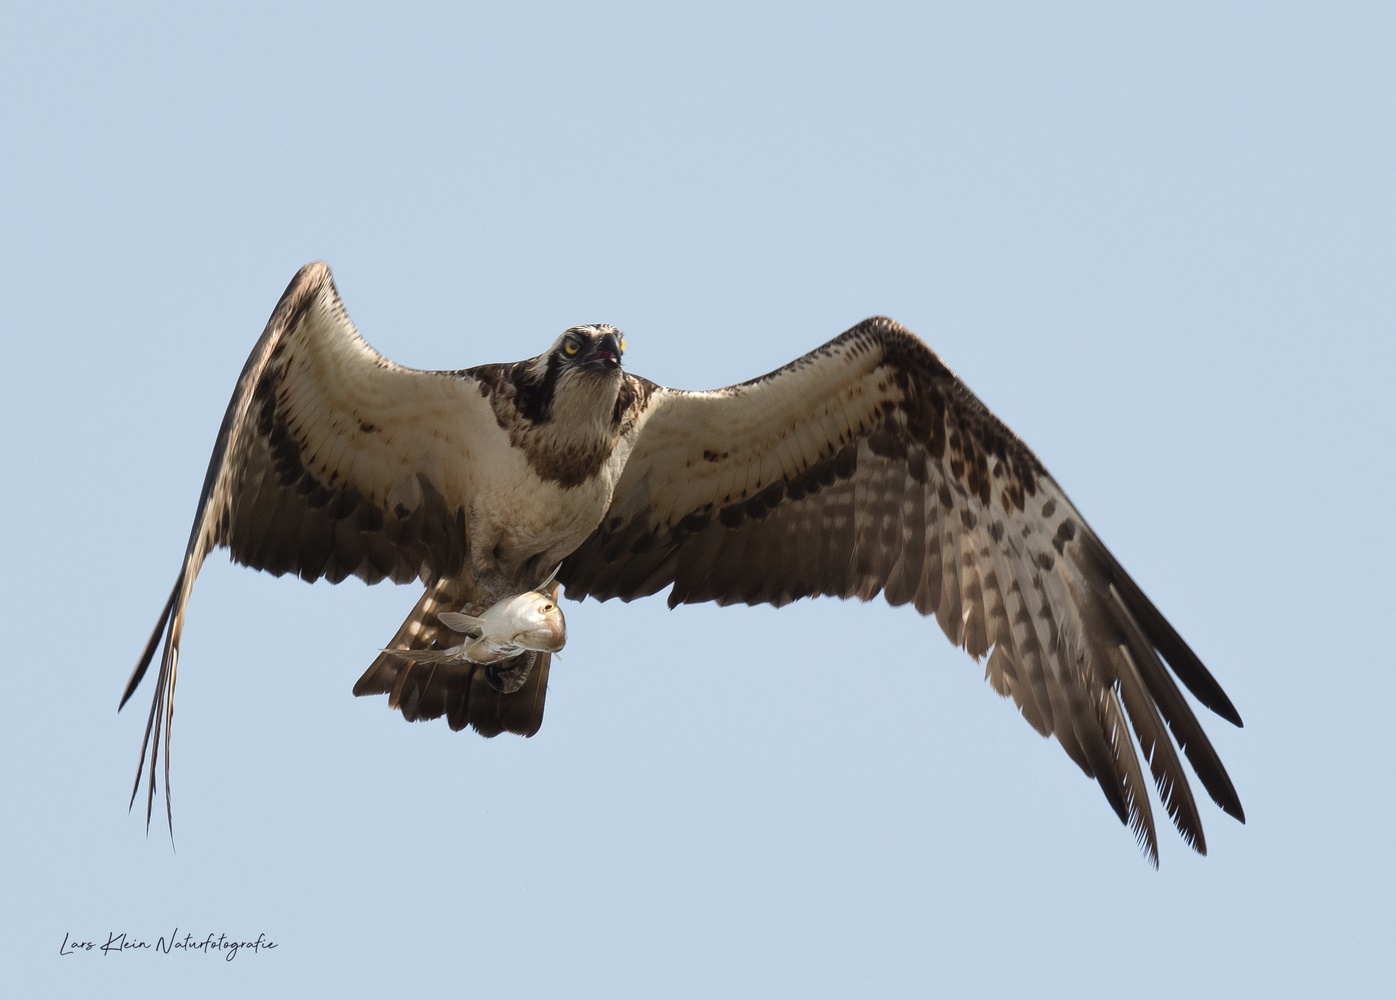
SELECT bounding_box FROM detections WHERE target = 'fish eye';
[562,337,581,357]
[541,603,554,612]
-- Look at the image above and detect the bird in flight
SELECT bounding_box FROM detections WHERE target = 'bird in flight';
[121,261,1244,863]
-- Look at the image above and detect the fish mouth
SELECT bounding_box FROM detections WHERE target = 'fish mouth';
[513,621,567,653]
[533,630,567,653]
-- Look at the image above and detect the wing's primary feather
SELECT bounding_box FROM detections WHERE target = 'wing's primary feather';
[119,262,506,830]
[562,317,1243,863]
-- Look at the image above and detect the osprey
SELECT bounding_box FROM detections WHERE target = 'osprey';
[122,261,1244,863]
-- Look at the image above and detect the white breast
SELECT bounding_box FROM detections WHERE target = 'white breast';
[465,431,629,585]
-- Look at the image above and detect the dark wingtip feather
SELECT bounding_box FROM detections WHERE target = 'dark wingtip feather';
[120,579,180,711]
[1220,795,1246,824]
[1088,534,1244,728]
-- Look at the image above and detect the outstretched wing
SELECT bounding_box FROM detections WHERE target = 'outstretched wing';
[120,261,502,831]
[561,317,1244,863]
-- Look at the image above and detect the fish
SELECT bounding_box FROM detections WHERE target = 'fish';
[382,588,566,666]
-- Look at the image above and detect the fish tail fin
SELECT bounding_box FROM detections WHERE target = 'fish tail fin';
[378,647,458,664]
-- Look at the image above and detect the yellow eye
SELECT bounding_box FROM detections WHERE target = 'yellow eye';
[562,338,580,356]
[619,335,626,353]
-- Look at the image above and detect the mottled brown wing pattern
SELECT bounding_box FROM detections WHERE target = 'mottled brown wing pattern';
[216,266,490,588]
[120,262,504,831]
[354,577,553,737]
[561,317,1243,863]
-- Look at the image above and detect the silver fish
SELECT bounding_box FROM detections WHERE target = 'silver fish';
[383,588,566,665]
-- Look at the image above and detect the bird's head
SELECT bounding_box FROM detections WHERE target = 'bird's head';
[522,324,626,385]
[553,324,625,372]
[514,324,628,429]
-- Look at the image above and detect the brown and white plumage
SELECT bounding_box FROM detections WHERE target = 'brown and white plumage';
[122,261,1243,862]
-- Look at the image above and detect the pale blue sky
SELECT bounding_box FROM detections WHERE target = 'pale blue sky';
[4,2,1393,997]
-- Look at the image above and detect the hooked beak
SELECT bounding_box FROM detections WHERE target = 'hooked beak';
[581,331,623,369]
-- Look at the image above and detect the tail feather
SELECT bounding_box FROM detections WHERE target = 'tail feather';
[354,577,552,737]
